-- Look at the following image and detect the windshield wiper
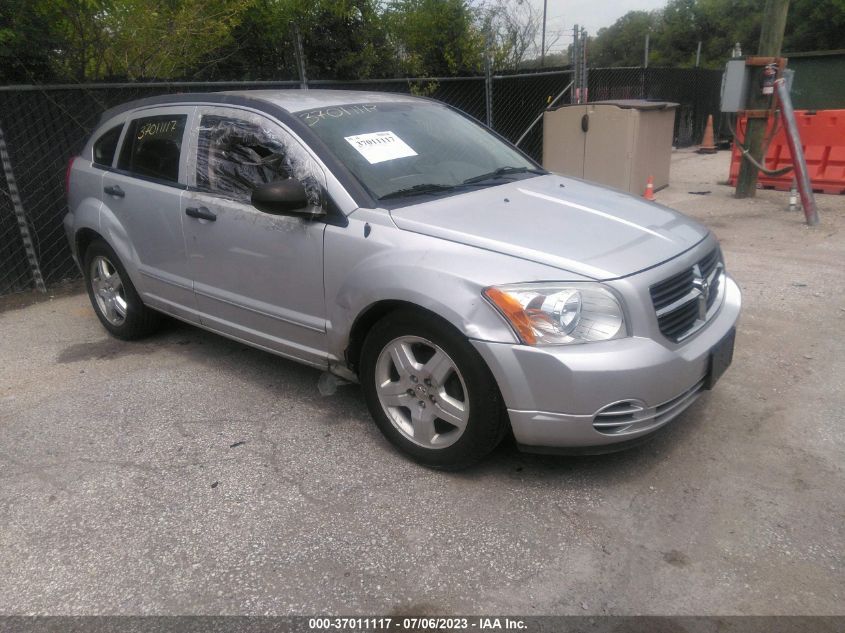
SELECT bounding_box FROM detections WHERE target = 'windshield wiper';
[461,166,547,185]
[379,183,458,200]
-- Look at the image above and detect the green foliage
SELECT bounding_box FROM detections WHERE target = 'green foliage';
[588,11,659,67]
[0,0,56,83]
[0,0,499,82]
[198,0,400,81]
[784,0,845,52]
[409,80,439,96]
[588,0,844,70]
[10,0,250,81]
[305,0,399,79]
[6,0,840,83]
[385,0,486,76]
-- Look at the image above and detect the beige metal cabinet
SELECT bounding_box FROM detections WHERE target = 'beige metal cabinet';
[543,100,678,194]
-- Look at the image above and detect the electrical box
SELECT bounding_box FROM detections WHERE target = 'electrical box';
[721,59,749,112]
[721,59,796,112]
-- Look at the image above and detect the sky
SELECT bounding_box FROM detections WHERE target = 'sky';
[530,0,668,54]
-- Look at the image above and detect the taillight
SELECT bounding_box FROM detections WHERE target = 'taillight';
[65,156,76,197]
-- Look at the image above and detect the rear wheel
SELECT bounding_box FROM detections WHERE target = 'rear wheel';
[83,240,161,340]
[360,310,508,469]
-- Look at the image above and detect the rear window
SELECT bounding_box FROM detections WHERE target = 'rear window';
[93,124,123,167]
[117,114,187,183]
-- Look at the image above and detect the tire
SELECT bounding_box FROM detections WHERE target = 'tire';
[83,239,162,340]
[360,309,508,470]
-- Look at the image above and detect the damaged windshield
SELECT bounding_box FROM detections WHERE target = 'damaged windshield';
[295,101,543,201]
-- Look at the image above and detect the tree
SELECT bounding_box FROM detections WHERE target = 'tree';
[650,0,701,66]
[480,0,544,70]
[5,0,249,82]
[304,0,399,79]
[588,11,658,67]
[385,0,486,76]
[0,0,57,83]
[197,0,400,81]
[585,0,844,70]
[783,0,845,51]
[692,0,762,67]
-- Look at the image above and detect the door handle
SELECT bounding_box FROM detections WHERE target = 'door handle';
[103,185,125,198]
[185,206,217,221]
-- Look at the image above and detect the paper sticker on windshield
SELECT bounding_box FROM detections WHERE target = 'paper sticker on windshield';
[344,131,417,164]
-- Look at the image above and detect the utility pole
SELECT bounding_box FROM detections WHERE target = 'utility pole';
[540,0,547,67]
[735,0,790,198]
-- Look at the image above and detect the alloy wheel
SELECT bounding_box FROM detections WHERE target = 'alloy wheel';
[374,335,470,449]
[90,255,128,326]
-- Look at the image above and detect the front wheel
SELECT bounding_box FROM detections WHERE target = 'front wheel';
[360,310,508,470]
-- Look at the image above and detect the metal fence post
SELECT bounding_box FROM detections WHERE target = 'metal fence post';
[572,25,580,104]
[0,123,47,293]
[484,44,493,128]
[291,23,308,90]
[580,27,589,102]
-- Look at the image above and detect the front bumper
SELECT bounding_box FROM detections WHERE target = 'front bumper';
[471,275,742,450]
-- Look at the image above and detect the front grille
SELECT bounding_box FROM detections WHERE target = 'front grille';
[650,268,695,311]
[650,248,724,342]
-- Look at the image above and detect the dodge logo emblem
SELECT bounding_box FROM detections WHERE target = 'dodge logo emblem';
[692,264,709,320]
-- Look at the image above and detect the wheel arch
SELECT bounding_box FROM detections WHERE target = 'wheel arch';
[345,300,457,372]
[75,227,104,265]
[344,299,498,373]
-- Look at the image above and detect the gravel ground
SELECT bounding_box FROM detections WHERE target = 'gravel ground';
[1,149,843,615]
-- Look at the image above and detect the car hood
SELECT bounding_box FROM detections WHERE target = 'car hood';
[388,174,709,280]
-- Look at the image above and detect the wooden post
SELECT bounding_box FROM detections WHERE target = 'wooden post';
[735,0,790,198]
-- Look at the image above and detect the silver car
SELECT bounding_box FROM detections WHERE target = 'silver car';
[64,90,741,469]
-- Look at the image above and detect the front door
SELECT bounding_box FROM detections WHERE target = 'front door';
[182,107,328,366]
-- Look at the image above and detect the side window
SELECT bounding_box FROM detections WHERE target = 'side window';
[117,114,187,183]
[92,124,123,167]
[196,114,323,206]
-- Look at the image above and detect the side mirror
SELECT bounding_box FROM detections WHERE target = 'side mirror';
[251,179,321,217]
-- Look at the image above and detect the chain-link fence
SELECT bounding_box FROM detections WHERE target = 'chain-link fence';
[0,66,721,296]
[587,67,724,146]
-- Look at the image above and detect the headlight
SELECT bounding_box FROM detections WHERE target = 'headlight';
[483,283,627,345]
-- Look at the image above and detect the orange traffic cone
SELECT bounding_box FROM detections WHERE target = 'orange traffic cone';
[697,114,717,154]
[643,175,656,201]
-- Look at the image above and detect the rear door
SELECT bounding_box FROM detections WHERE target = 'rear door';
[181,106,328,366]
[101,106,198,322]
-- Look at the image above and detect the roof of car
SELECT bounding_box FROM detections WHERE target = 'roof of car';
[223,89,420,111]
[97,89,422,125]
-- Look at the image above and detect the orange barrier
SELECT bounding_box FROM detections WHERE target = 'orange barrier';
[728,109,845,194]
